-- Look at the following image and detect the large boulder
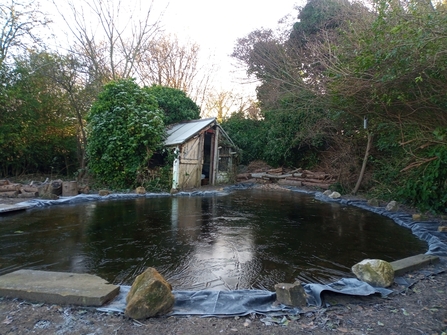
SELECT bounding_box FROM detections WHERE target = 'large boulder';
[352,259,394,288]
[125,267,174,320]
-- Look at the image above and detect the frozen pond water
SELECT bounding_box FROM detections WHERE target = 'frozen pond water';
[0,189,426,290]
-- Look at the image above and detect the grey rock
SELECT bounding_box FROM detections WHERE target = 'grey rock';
[385,200,399,212]
[274,281,307,307]
[367,198,380,207]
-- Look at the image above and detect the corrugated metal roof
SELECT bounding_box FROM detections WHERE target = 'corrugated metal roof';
[165,118,216,146]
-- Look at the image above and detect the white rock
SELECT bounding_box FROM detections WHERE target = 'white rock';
[328,191,341,199]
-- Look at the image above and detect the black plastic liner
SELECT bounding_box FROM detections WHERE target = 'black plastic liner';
[99,279,392,316]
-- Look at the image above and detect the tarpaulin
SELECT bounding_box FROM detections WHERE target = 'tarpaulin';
[98,279,392,316]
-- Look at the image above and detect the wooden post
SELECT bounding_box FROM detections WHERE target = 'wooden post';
[352,131,373,195]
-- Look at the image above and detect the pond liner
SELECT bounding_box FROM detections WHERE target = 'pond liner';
[99,261,447,317]
[11,183,447,316]
[14,192,171,208]
[98,280,392,317]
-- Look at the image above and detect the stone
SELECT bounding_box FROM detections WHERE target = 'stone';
[352,259,394,288]
[125,267,174,319]
[323,190,332,196]
[274,281,307,307]
[79,185,90,194]
[98,190,111,196]
[412,213,421,221]
[385,200,399,212]
[367,198,380,207]
[328,191,341,199]
[390,254,439,276]
[438,226,447,232]
[0,270,119,307]
[136,186,146,194]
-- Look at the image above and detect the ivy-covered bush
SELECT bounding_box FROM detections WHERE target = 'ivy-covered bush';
[144,85,200,125]
[221,111,264,165]
[86,79,165,189]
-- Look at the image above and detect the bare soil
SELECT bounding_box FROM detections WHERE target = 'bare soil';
[0,265,446,335]
[0,181,446,335]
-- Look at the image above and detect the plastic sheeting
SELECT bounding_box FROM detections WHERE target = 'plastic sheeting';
[99,279,392,316]
[17,192,171,208]
[304,278,392,307]
[13,183,447,317]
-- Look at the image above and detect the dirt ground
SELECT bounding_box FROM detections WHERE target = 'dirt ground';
[0,182,446,335]
[0,265,446,335]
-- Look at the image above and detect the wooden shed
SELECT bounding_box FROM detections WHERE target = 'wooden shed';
[165,118,238,190]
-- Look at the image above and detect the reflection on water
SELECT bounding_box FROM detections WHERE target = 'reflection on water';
[0,189,426,290]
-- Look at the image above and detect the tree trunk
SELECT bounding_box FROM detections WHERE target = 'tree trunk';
[352,131,373,195]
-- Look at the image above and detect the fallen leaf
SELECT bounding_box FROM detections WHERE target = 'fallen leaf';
[402,309,410,316]
[390,309,398,313]
[378,321,384,326]
[2,316,12,325]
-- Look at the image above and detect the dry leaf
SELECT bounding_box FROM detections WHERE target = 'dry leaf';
[2,316,12,325]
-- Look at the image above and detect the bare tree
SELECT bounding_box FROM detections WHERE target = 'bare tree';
[203,90,256,121]
[137,34,215,108]
[0,0,49,66]
[52,0,161,82]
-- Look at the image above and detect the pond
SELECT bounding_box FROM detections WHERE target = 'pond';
[0,189,426,291]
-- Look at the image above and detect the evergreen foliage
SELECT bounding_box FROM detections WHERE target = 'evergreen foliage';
[144,85,200,125]
[230,0,447,212]
[86,79,165,189]
[0,53,77,177]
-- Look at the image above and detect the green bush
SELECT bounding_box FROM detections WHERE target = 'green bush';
[144,85,200,125]
[86,79,165,189]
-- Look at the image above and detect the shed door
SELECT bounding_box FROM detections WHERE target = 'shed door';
[179,136,202,188]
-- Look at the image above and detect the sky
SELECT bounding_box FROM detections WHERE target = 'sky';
[41,0,304,97]
[158,0,304,94]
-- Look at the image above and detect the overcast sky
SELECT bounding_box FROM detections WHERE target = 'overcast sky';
[159,0,303,93]
[42,0,304,95]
